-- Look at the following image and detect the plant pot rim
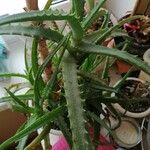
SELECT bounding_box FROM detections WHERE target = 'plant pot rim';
[0,102,11,112]
[112,77,150,118]
[113,117,142,148]
[50,129,62,136]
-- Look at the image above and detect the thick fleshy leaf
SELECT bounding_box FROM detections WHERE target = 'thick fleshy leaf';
[0,94,34,103]
[0,73,28,79]
[77,42,150,75]
[82,0,107,29]
[0,25,63,43]
[0,9,83,41]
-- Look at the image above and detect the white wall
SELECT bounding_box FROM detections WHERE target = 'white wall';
[0,35,27,97]
[105,0,138,19]
[0,0,56,15]
[0,0,71,16]
[0,0,71,110]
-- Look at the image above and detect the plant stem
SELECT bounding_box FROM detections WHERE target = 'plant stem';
[24,125,51,150]
[114,66,135,90]
[38,38,53,82]
[86,0,94,11]
[44,0,53,10]
[44,134,51,150]
[71,0,84,21]
[101,56,109,79]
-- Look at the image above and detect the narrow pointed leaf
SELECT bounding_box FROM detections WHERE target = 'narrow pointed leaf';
[72,0,84,21]
[82,0,106,29]
[0,94,34,103]
[77,42,150,75]
[0,25,63,43]
[0,73,28,79]
[0,10,83,41]
[24,41,29,72]
[34,35,68,106]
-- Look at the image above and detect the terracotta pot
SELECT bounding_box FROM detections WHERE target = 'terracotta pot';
[116,60,132,73]
[0,105,27,143]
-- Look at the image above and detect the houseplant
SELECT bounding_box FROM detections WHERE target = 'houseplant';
[112,77,150,118]
[0,0,150,149]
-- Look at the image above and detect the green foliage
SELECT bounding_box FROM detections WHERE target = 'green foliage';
[77,41,150,74]
[62,51,93,150]
[82,0,107,29]
[71,0,84,21]
[0,106,65,150]
[0,0,149,150]
[0,9,83,41]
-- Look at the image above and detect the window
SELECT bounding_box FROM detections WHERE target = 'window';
[0,0,67,16]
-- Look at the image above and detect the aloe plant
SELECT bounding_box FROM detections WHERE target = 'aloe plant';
[0,0,149,150]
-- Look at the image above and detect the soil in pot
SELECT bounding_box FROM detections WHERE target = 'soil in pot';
[120,79,150,113]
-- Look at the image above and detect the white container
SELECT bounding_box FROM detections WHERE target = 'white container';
[139,49,150,82]
[112,77,150,118]
[114,117,142,148]
[37,128,63,149]
[105,0,138,19]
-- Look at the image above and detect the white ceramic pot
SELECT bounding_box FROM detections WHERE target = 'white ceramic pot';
[105,0,137,20]
[112,77,150,118]
[38,128,63,149]
[113,117,142,148]
[0,102,11,112]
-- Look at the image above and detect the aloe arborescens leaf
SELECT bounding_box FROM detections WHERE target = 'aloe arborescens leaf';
[77,42,150,75]
[62,51,93,150]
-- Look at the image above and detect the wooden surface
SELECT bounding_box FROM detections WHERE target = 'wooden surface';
[25,0,39,10]
[0,109,26,143]
[132,0,150,16]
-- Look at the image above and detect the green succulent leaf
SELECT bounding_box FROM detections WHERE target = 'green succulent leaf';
[24,41,30,72]
[0,25,63,43]
[82,0,106,29]
[77,42,150,75]
[42,49,65,100]
[0,94,33,103]
[95,15,144,43]
[72,0,84,21]
[84,28,129,43]
[85,0,95,11]
[87,111,115,136]
[100,11,110,29]
[16,115,37,150]
[34,35,68,107]
[5,88,34,113]
[63,51,93,150]
[31,38,39,79]
[0,73,28,79]
[0,9,83,41]
[44,0,53,10]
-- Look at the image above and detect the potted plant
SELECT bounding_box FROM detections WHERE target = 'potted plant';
[112,77,150,118]
[0,0,150,149]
